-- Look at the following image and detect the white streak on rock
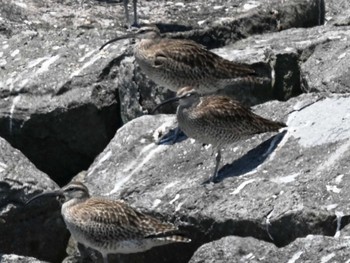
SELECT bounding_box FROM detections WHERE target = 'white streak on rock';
[9,96,21,135]
[230,179,256,195]
[14,2,27,8]
[70,51,101,78]
[88,150,112,176]
[37,55,60,74]
[287,251,303,263]
[320,253,335,263]
[270,173,299,184]
[10,49,20,57]
[317,140,350,172]
[78,50,95,62]
[335,174,344,184]
[169,194,180,205]
[0,162,8,173]
[110,144,166,194]
[243,2,259,10]
[325,204,338,211]
[242,253,254,260]
[265,209,274,241]
[175,201,184,212]
[334,211,343,238]
[326,185,341,194]
[27,56,50,68]
[151,199,162,209]
[262,130,287,159]
[164,181,178,190]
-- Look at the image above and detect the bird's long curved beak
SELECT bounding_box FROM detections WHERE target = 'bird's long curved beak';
[100,33,136,50]
[151,96,180,114]
[25,190,63,205]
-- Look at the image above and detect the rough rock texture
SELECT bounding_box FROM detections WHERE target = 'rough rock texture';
[0,254,48,263]
[0,0,325,182]
[228,25,350,95]
[0,137,69,263]
[75,91,350,262]
[189,235,350,263]
[1,0,350,262]
[0,0,123,184]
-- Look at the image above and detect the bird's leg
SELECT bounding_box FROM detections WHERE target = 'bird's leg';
[172,126,180,143]
[77,243,87,262]
[211,149,221,182]
[123,0,130,26]
[132,0,138,27]
[102,254,109,263]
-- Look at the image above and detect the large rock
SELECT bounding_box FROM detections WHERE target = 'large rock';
[326,0,350,25]
[0,137,69,262]
[1,0,350,262]
[0,254,47,263]
[228,25,350,95]
[0,0,326,183]
[66,92,350,262]
[0,0,125,184]
[189,235,350,263]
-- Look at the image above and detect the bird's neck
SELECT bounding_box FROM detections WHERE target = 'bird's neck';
[136,38,160,50]
[179,97,201,110]
[62,197,88,211]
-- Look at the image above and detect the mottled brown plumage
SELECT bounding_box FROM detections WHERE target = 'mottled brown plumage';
[176,87,285,147]
[100,26,257,93]
[26,182,190,263]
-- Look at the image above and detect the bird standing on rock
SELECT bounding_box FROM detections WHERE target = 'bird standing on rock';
[153,87,287,182]
[100,26,258,94]
[26,181,190,263]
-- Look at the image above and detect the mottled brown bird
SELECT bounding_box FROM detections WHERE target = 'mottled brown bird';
[100,26,257,94]
[26,182,190,263]
[154,87,286,181]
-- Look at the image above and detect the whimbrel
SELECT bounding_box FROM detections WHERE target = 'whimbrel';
[123,0,138,26]
[26,182,190,263]
[100,26,258,94]
[153,87,286,182]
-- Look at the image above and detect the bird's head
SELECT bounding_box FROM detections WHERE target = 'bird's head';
[26,181,90,205]
[151,87,200,113]
[176,87,200,107]
[100,25,161,50]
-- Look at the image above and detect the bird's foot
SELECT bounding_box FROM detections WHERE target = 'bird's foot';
[156,127,187,145]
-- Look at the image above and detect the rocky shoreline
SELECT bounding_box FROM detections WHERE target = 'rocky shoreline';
[1,0,350,262]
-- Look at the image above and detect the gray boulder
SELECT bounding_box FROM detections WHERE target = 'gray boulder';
[0,137,69,262]
[71,91,350,262]
[1,0,350,262]
[0,254,48,263]
[0,0,125,184]
[189,234,350,263]
[0,0,326,183]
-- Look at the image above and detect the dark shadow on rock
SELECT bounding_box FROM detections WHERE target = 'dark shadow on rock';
[214,130,287,183]
[156,127,188,145]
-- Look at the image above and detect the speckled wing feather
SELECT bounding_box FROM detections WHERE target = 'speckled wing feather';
[192,96,286,134]
[149,39,255,79]
[71,198,182,241]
